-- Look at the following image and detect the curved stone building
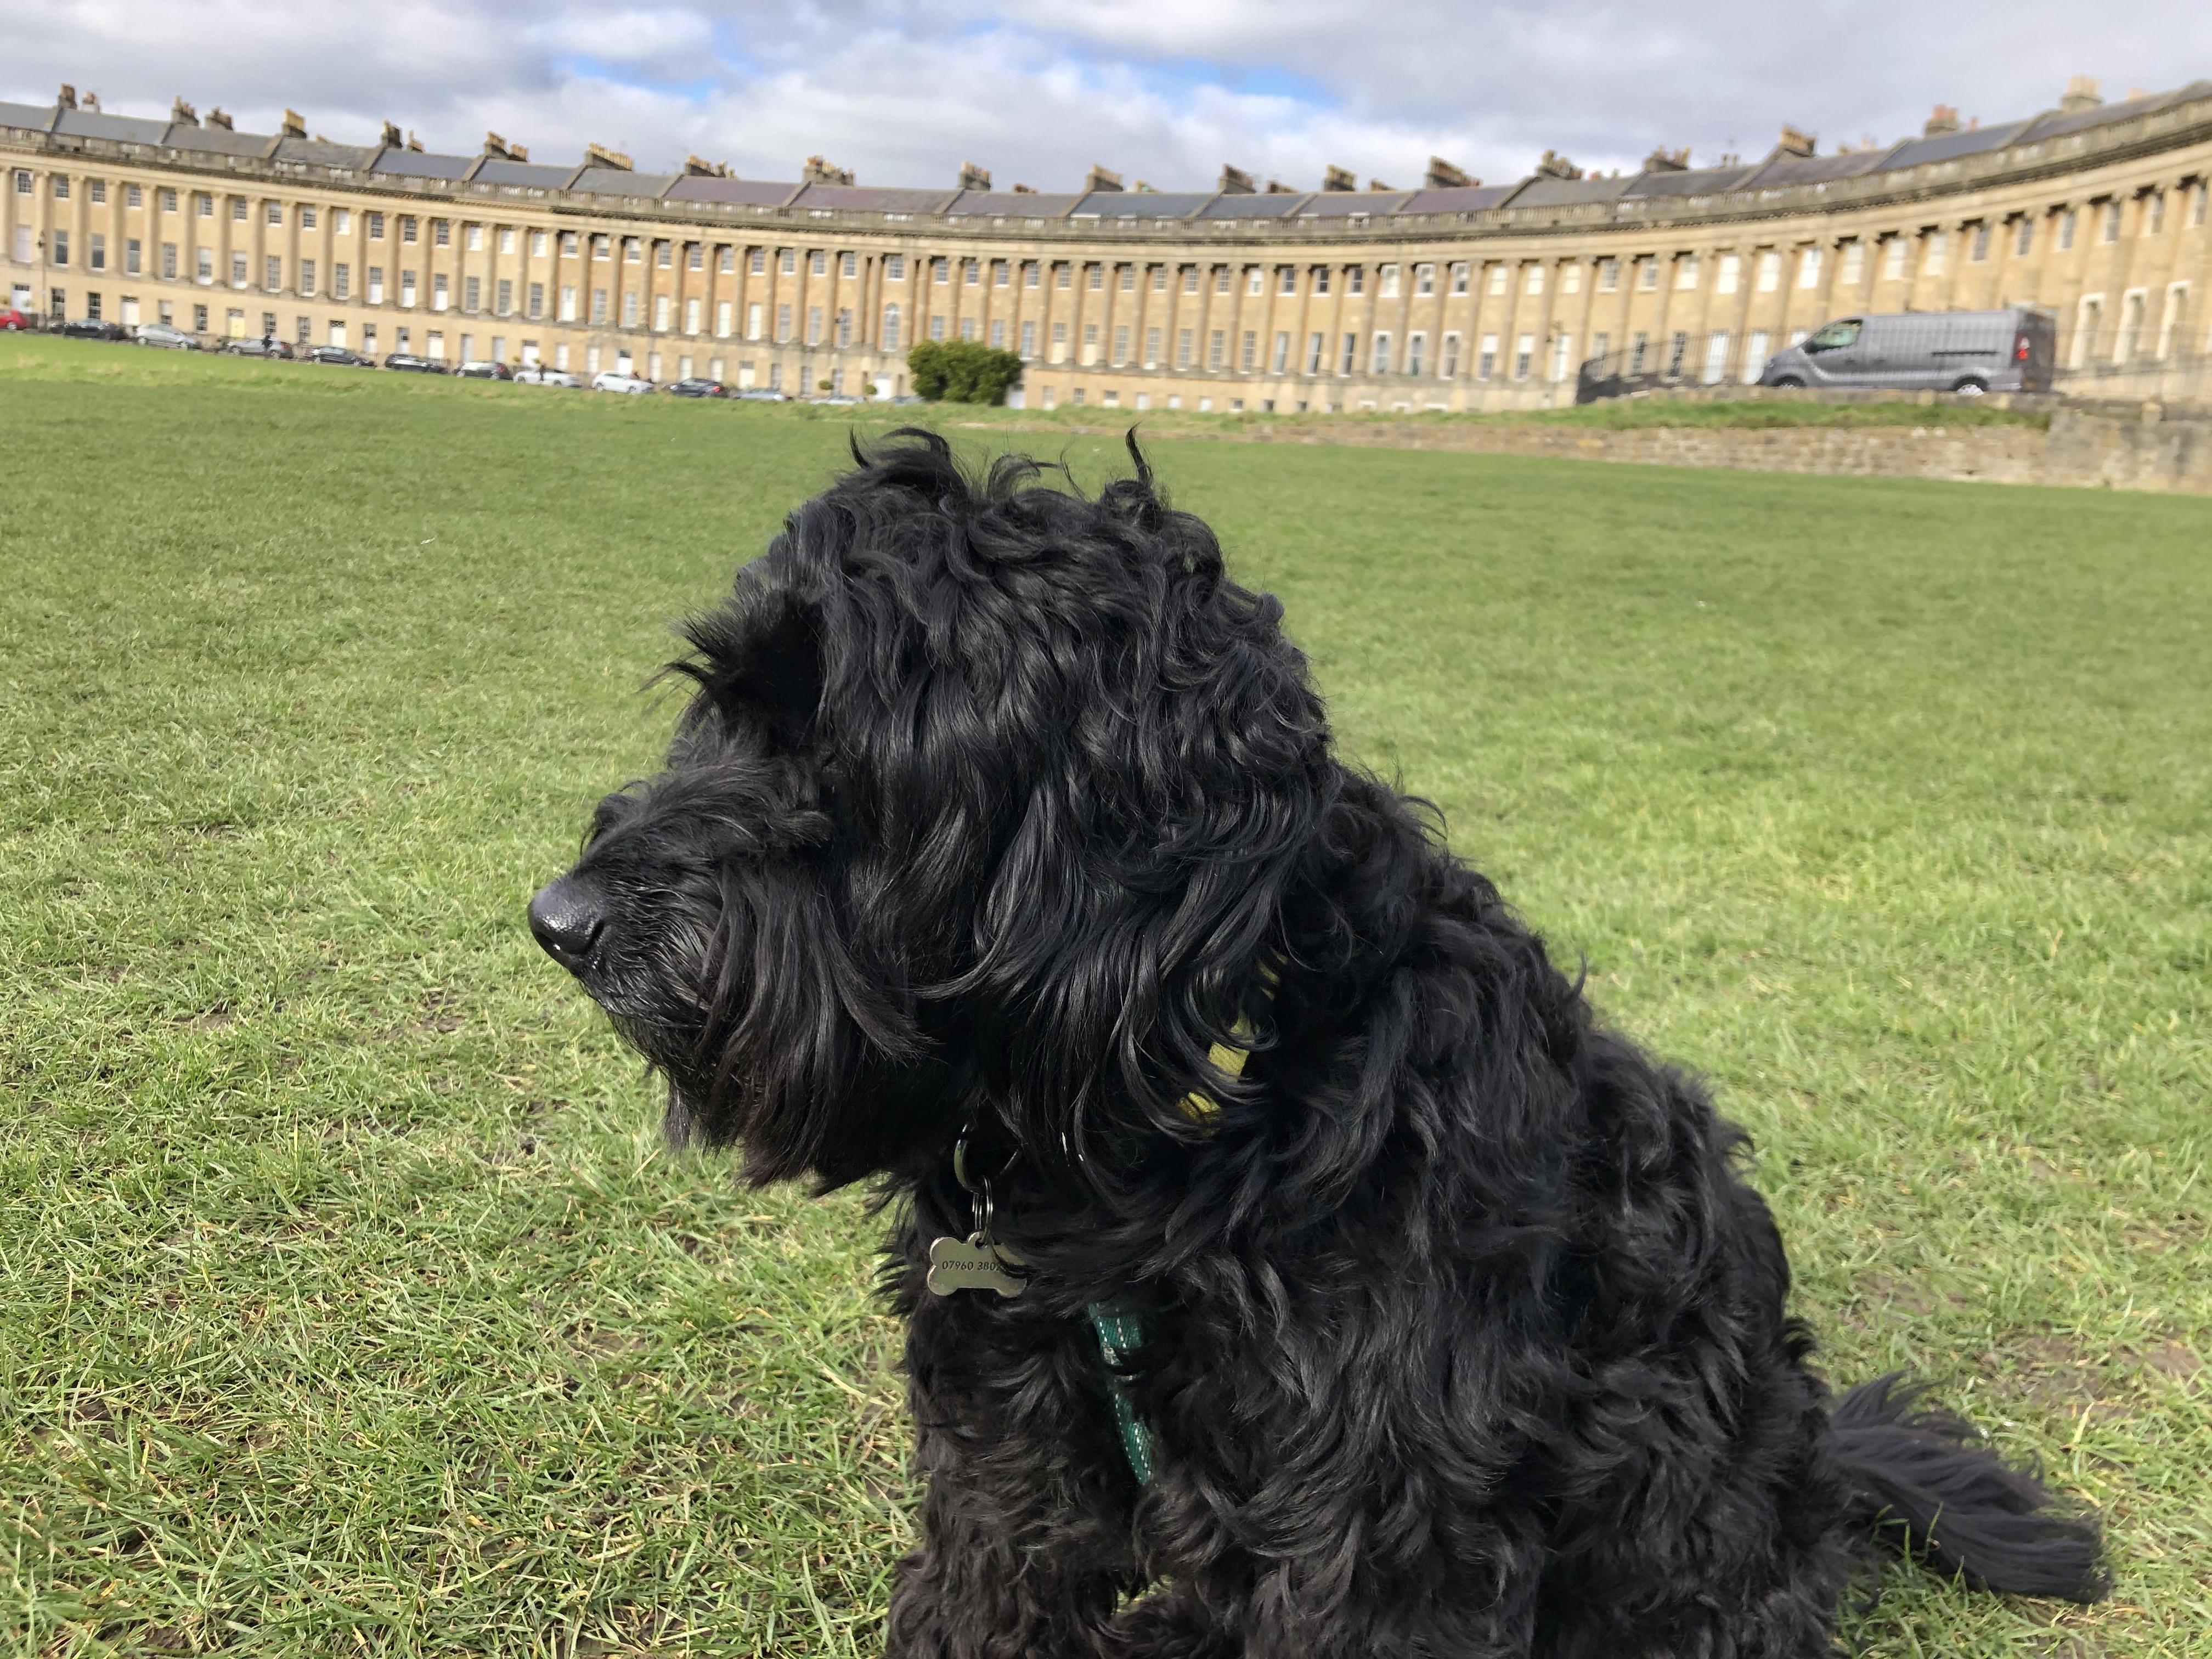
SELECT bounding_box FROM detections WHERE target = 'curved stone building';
[4,77,2207,408]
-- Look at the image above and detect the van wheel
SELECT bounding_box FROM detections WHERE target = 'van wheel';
[1771,376,1804,389]
[1953,378,1988,397]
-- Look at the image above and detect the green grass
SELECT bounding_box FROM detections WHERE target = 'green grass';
[1,334,2205,1657]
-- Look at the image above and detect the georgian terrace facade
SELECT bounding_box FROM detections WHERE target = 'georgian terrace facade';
[5,78,2210,410]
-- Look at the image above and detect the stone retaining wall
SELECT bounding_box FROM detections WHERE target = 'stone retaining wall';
[990,407,2212,494]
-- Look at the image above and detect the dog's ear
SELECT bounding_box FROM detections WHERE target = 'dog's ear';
[673,580,825,755]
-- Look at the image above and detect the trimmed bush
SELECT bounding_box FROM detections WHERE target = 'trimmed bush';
[908,340,1024,404]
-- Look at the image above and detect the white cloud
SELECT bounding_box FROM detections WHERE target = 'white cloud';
[8,1,2211,191]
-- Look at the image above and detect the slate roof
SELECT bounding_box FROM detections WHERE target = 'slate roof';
[1399,184,1515,213]
[1503,175,1632,208]
[54,109,170,144]
[944,190,1081,217]
[663,175,797,206]
[1621,165,1756,199]
[2021,81,2212,142]
[162,122,273,157]
[3,77,2208,223]
[1296,190,1411,217]
[370,148,477,181]
[1071,190,1216,217]
[1882,120,2032,171]
[788,184,957,213]
[1737,149,1895,188]
[568,168,679,198]
[472,159,578,188]
[1195,192,1310,219]
[270,136,382,170]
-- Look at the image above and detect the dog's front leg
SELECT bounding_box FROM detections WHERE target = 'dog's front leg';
[885,1286,1140,1658]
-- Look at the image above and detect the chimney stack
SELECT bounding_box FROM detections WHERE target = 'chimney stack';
[1265,179,1298,193]
[172,97,198,125]
[583,142,633,170]
[1923,104,1961,137]
[483,131,512,159]
[1321,164,1357,191]
[1012,182,1036,193]
[803,154,854,185]
[1534,149,1581,180]
[57,83,77,111]
[684,155,730,177]
[206,107,233,130]
[1083,163,1124,193]
[281,108,307,138]
[1641,145,1691,173]
[958,161,991,190]
[1425,156,1472,189]
[82,91,102,113]
[2060,75,2102,113]
[1218,163,1256,194]
[381,121,403,148]
[1775,125,1817,157]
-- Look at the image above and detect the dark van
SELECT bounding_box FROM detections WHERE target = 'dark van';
[1758,308,2055,394]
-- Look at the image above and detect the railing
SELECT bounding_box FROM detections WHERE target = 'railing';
[2052,328,2212,402]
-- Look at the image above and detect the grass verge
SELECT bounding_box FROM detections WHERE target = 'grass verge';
[2,335,2206,1656]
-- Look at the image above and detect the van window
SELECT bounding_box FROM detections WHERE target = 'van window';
[1805,319,1862,352]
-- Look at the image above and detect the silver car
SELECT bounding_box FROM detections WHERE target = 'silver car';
[1759,308,2055,395]
[514,365,581,388]
[134,320,200,351]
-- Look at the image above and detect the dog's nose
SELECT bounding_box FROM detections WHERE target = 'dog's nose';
[528,877,605,975]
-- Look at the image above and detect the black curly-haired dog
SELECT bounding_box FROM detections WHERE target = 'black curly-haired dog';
[528,433,2104,1657]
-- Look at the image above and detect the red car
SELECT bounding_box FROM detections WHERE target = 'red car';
[0,307,32,332]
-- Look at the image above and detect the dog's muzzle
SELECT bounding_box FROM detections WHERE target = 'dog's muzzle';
[528,875,606,978]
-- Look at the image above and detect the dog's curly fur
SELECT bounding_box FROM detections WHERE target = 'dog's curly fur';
[531,432,2106,1657]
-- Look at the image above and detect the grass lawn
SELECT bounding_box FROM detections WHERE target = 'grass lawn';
[1,335,2206,1657]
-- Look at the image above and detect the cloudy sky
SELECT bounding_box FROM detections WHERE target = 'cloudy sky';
[12,3,2212,191]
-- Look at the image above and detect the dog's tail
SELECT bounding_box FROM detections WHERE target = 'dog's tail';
[1830,1373,2108,1601]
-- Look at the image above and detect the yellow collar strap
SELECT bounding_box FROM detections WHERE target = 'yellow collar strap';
[1177,963,1278,1126]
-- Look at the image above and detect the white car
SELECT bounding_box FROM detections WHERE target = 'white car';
[514,365,581,388]
[591,370,654,394]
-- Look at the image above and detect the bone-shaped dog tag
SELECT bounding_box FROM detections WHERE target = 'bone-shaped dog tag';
[927,1233,1027,1298]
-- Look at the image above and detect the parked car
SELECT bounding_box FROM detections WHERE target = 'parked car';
[814,393,863,405]
[382,352,447,373]
[134,320,199,350]
[666,377,729,398]
[513,365,581,388]
[305,345,374,367]
[223,336,294,358]
[733,388,787,402]
[453,359,513,380]
[1,307,36,332]
[61,318,129,341]
[591,369,654,394]
[1758,308,2056,396]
